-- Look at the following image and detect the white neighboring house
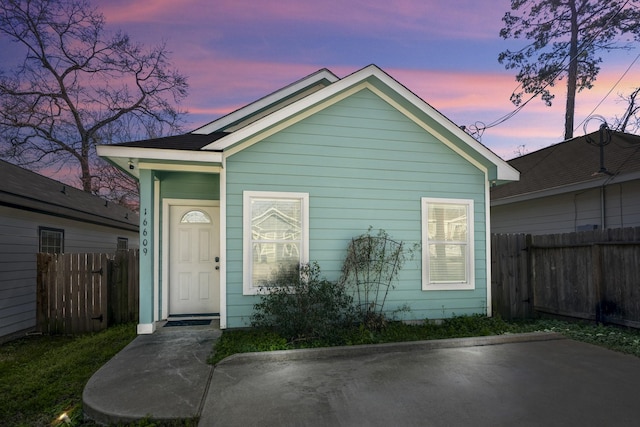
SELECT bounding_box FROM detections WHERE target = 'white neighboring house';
[491,130,640,235]
[0,160,139,342]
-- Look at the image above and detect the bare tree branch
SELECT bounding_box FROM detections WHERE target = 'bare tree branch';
[0,0,188,208]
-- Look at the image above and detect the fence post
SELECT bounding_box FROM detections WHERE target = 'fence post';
[107,257,116,325]
[525,234,534,318]
[593,244,604,323]
[36,254,50,333]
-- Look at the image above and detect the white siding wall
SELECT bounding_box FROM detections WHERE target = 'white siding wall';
[491,180,640,235]
[0,206,138,340]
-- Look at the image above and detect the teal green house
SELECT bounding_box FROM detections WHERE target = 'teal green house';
[98,65,519,334]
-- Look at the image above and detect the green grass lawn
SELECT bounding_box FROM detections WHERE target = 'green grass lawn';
[0,324,136,427]
[3,316,640,426]
[210,316,640,364]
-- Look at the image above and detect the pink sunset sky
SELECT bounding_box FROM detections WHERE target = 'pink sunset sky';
[4,0,640,160]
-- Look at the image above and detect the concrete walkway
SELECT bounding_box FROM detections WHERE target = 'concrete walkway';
[84,325,640,426]
[204,334,640,427]
[82,321,220,425]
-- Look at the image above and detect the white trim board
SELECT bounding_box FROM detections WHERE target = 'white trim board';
[161,198,221,321]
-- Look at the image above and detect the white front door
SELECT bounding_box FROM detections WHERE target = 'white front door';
[169,204,220,315]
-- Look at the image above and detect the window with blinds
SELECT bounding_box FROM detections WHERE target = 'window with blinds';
[421,198,474,290]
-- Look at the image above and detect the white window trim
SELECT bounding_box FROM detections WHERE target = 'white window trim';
[421,197,475,291]
[243,191,309,295]
[39,227,64,254]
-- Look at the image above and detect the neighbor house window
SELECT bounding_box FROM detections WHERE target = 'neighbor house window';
[243,191,309,294]
[421,198,474,290]
[39,227,64,254]
[117,237,129,251]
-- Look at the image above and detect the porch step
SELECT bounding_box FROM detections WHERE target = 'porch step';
[167,313,219,321]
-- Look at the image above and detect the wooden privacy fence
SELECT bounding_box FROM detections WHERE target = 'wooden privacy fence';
[37,250,139,335]
[492,227,640,328]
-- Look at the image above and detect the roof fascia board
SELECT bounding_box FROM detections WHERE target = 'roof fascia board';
[491,173,640,206]
[491,180,606,206]
[137,162,221,174]
[206,65,518,183]
[491,170,640,206]
[365,68,519,182]
[222,83,366,157]
[222,80,487,178]
[0,193,137,231]
[97,144,223,163]
[205,66,395,152]
[192,69,339,135]
[364,82,490,179]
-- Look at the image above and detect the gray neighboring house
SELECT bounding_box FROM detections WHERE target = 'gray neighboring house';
[491,130,640,235]
[0,160,139,341]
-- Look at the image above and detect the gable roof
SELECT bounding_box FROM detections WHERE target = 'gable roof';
[193,68,339,134]
[98,65,519,184]
[491,130,640,204]
[0,159,138,231]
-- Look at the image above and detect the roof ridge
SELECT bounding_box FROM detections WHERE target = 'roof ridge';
[191,68,339,135]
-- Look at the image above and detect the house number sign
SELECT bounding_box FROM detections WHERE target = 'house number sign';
[142,208,149,255]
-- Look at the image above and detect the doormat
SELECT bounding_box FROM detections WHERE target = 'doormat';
[164,319,212,327]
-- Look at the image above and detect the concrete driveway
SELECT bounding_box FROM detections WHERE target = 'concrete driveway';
[201,334,640,427]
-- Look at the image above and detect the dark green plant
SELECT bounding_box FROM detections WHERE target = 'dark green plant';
[251,262,357,343]
[340,228,407,329]
[211,316,640,362]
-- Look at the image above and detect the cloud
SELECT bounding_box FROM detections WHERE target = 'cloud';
[90,1,640,154]
[101,0,503,41]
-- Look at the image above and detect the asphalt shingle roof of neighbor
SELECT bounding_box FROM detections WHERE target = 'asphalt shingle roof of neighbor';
[0,159,138,231]
[491,131,640,200]
[113,132,228,150]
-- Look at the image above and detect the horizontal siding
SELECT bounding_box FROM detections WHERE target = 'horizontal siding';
[491,196,578,235]
[1,206,39,338]
[608,181,640,228]
[491,181,640,235]
[225,88,487,327]
[0,205,138,339]
[159,172,219,200]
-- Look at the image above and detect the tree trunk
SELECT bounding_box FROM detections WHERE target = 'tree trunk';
[80,140,92,192]
[564,0,579,141]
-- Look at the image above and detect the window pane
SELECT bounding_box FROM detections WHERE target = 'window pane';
[252,243,300,285]
[251,199,301,239]
[117,238,128,251]
[250,197,303,286]
[181,210,211,223]
[428,203,467,241]
[429,243,467,282]
[39,228,63,253]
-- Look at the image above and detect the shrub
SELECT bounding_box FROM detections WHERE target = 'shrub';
[251,262,357,342]
[340,228,408,329]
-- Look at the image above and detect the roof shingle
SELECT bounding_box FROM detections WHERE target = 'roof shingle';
[0,159,138,231]
[491,131,640,200]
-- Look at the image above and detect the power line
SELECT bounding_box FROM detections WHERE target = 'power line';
[574,52,640,132]
[468,0,633,140]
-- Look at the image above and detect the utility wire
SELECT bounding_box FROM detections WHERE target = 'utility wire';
[574,52,640,132]
[469,0,632,140]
